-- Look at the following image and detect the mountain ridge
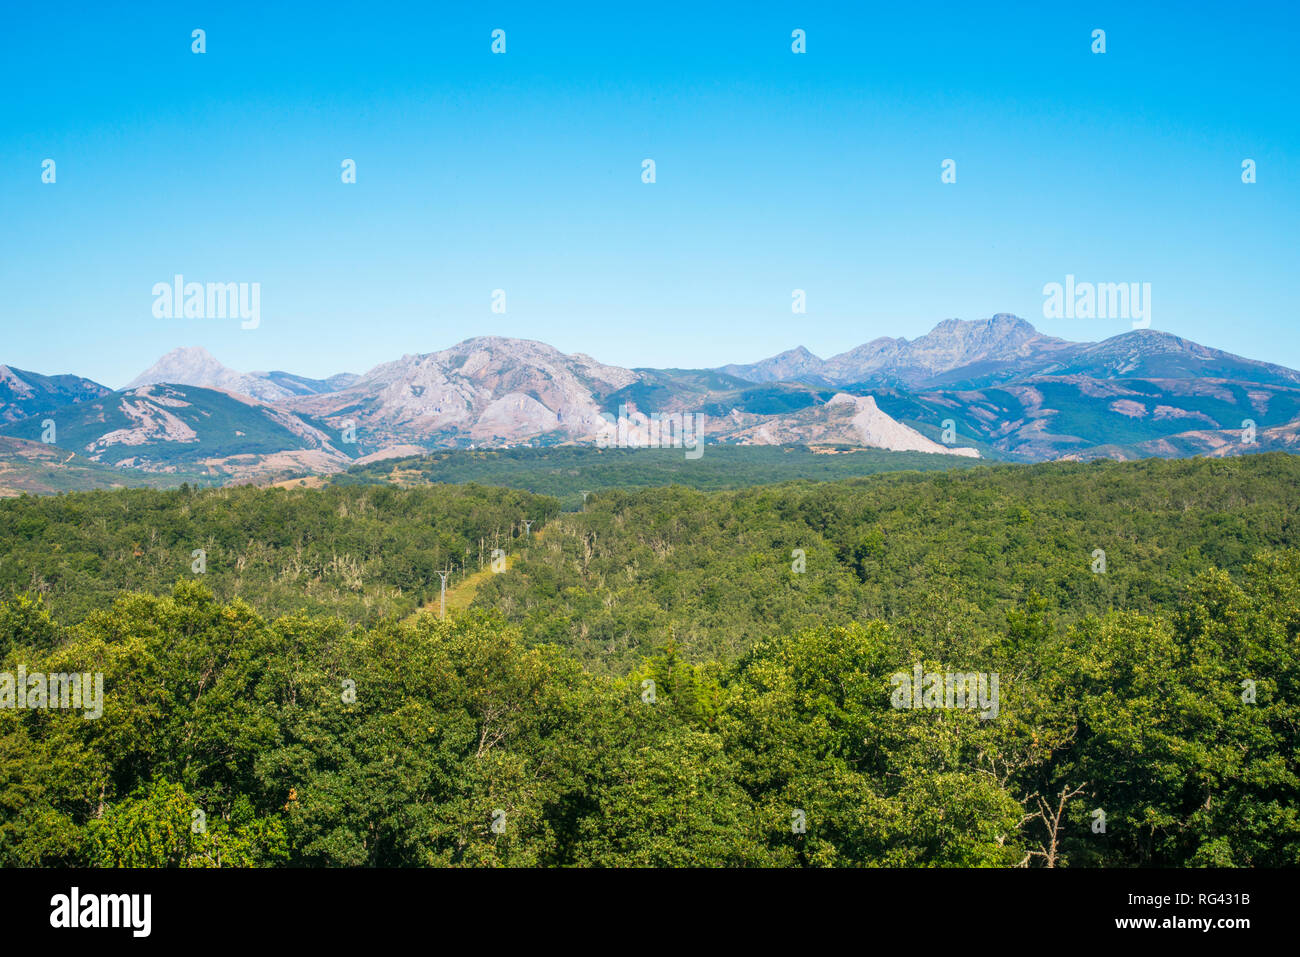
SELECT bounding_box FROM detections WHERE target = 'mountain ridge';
[126,346,359,402]
[5,317,1299,479]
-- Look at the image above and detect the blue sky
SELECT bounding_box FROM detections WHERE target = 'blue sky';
[2,1,1297,387]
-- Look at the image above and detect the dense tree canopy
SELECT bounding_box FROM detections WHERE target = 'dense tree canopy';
[0,483,558,625]
[478,453,1300,671]
[1,454,1296,866]
[1,558,1295,867]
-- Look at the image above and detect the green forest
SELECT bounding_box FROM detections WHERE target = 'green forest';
[332,444,985,508]
[0,483,556,625]
[1,453,1297,866]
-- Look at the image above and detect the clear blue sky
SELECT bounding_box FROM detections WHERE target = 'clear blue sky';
[2,1,1297,388]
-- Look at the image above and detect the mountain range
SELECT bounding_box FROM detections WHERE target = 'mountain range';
[719,314,1300,391]
[3,315,1299,486]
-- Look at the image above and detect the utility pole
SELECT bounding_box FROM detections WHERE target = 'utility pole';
[523,519,533,538]
[437,568,450,619]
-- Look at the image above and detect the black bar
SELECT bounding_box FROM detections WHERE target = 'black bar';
[0,867,1278,943]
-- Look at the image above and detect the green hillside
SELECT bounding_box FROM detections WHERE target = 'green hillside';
[333,444,986,508]
[0,436,214,496]
[0,383,353,468]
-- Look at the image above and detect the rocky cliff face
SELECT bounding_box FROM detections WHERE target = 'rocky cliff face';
[724,393,979,456]
[285,337,640,446]
[832,314,1075,387]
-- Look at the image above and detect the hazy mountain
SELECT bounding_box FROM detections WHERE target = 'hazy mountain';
[127,347,357,402]
[717,315,1074,388]
[255,370,361,396]
[851,314,1073,385]
[0,364,111,424]
[865,316,1078,389]
[718,317,1300,394]
[718,346,831,386]
[1038,330,1300,387]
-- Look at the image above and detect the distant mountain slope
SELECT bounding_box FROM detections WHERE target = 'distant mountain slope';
[0,383,354,477]
[606,368,775,417]
[867,375,1300,461]
[1060,412,1300,461]
[286,336,640,448]
[718,315,1076,388]
[126,346,288,401]
[719,319,1300,393]
[718,346,829,385]
[828,315,1076,387]
[127,347,357,402]
[1040,330,1300,387]
[256,369,361,396]
[0,435,212,495]
[0,365,111,424]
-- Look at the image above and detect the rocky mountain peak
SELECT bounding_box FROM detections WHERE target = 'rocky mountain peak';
[126,346,268,395]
